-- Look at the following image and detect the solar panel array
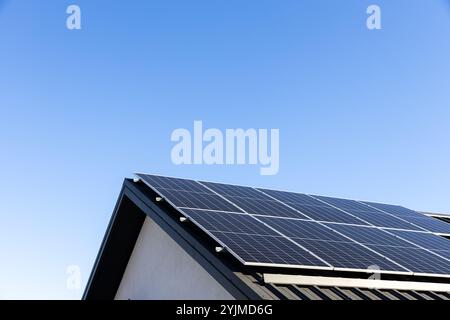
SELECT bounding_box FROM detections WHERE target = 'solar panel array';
[136,174,450,278]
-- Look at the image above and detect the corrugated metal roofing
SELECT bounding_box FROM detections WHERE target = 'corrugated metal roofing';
[235,272,450,300]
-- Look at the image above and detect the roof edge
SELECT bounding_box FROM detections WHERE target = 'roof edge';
[83,179,261,300]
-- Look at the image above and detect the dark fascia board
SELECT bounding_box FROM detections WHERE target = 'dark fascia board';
[83,179,261,300]
[82,184,146,300]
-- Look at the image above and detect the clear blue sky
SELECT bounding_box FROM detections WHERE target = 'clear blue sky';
[1,0,450,299]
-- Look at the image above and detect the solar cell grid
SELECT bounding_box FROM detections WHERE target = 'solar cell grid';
[259,189,324,206]
[136,174,450,277]
[210,232,330,268]
[291,238,409,272]
[363,202,424,217]
[222,195,310,219]
[434,250,450,260]
[365,245,450,275]
[197,183,313,219]
[361,203,450,236]
[139,174,209,193]
[312,195,430,232]
[314,196,376,213]
[281,203,369,225]
[158,189,243,212]
[401,216,450,234]
[201,182,267,200]
[327,224,417,247]
[387,230,450,251]
[257,217,345,242]
[181,209,278,236]
[341,210,422,231]
[258,189,371,225]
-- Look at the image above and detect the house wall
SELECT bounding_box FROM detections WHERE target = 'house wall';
[115,216,235,300]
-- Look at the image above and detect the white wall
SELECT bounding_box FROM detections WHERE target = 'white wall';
[115,216,235,300]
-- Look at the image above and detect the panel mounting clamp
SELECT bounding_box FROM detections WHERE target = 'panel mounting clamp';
[215,246,226,253]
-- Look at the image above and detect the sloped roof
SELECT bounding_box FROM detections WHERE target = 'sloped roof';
[83,178,450,300]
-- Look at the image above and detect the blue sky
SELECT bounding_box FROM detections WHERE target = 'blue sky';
[1,1,450,299]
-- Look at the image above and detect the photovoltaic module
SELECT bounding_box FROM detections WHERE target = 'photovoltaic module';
[136,174,450,278]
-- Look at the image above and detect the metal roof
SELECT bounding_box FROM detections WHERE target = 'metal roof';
[234,272,450,300]
[83,178,450,300]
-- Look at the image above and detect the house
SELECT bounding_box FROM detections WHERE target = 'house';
[83,176,450,300]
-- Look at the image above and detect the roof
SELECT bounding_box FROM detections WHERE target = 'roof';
[83,178,450,300]
[232,273,450,300]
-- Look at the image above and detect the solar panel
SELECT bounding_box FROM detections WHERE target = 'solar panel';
[159,189,245,212]
[138,175,243,212]
[219,195,309,219]
[363,245,450,276]
[136,174,450,278]
[399,216,450,235]
[363,201,426,217]
[258,189,370,225]
[202,182,310,219]
[314,196,423,231]
[201,182,268,200]
[209,232,330,268]
[176,209,332,268]
[291,238,408,272]
[338,210,422,231]
[139,174,209,193]
[363,201,450,234]
[314,196,376,212]
[180,209,278,236]
[387,230,450,253]
[323,224,450,275]
[434,250,450,260]
[257,217,410,272]
[257,217,346,242]
[326,223,415,247]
